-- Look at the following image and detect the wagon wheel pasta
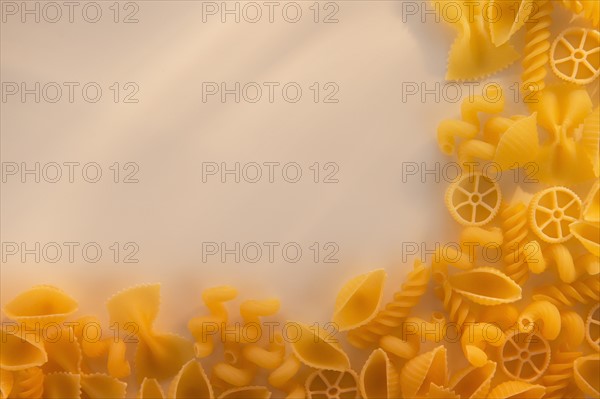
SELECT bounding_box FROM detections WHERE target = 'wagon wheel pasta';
[528,186,582,243]
[550,27,600,85]
[499,330,551,382]
[586,303,600,351]
[305,369,359,399]
[445,172,502,227]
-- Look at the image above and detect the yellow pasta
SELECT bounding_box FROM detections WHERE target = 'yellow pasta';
[359,348,399,399]
[426,383,459,399]
[347,259,430,348]
[80,373,127,399]
[586,303,600,351]
[332,269,386,332]
[42,327,81,374]
[448,360,496,399]
[9,368,44,399]
[542,351,582,399]
[305,369,358,399]
[2,285,78,327]
[499,330,551,382]
[399,345,448,398]
[557,311,586,350]
[532,274,600,306]
[570,221,600,256]
[0,328,47,371]
[434,279,476,329]
[457,139,496,166]
[581,110,599,178]
[0,369,13,399]
[573,354,600,397]
[584,179,600,222]
[268,354,305,399]
[577,253,600,276]
[461,323,506,367]
[493,114,540,170]
[448,267,522,306]
[445,172,502,227]
[43,373,81,399]
[168,360,213,399]
[560,0,600,27]
[529,186,582,243]
[500,202,531,285]
[479,304,520,332]
[138,378,165,399]
[550,28,600,85]
[542,244,580,283]
[290,322,350,371]
[218,386,271,399]
[518,300,562,340]
[379,331,420,359]
[213,343,257,387]
[521,0,552,95]
[488,0,534,46]
[242,331,285,370]
[107,339,131,379]
[188,286,238,358]
[487,381,546,399]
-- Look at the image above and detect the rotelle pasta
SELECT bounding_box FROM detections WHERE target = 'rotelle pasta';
[1,1,599,399]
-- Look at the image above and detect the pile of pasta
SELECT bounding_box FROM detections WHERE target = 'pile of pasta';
[1,0,600,398]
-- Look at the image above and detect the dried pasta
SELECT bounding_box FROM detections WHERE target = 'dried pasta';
[560,0,600,27]
[500,202,531,285]
[522,0,552,95]
[573,354,600,397]
[518,300,562,340]
[268,354,305,399]
[43,373,80,399]
[532,275,600,307]
[399,345,448,398]
[9,368,44,399]
[461,323,506,367]
[542,351,582,399]
[358,348,399,399]
[487,381,546,399]
[305,369,358,399]
[168,360,213,399]
[448,267,522,306]
[290,322,350,371]
[448,360,496,399]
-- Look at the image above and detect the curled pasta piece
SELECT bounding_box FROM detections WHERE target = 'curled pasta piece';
[437,119,479,155]
[487,381,545,398]
[10,367,44,399]
[332,269,386,332]
[43,372,81,399]
[379,333,420,359]
[570,221,600,257]
[448,267,522,305]
[500,202,531,285]
[347,260,430,348]
[461,323,506,367]
[434,279,476,330]
[521,0,552,95]
[542,244,579,283]
[2,285,78,327]
[573,354,600,398]
[518,300,561,340]
[460,226,503,248]
[242,331,285,370]
[448,360,496,399]
[168,360,213,399]
[213,344,256,387]
[542,351,582,399]
[560,0,600,26]
[305,369,358,399]
[532,275,600,306]
[81,373,127,399]
[359,348,399,399]
[400,345,448,398]
[268,354,305,399]
[479,304,519,332]
[457,139,495,166]
[557,311,585,350]
[188,286,238,358]
[106,284,194,380]
[139,378,164,399]
[218,386,271,399]
[0,327,47,371]
[290,322,350,371]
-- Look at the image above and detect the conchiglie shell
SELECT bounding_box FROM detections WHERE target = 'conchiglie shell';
[290,322,350,371]
[81,373,127,399]
[0,369,13,399]
[487,381,545,398]
[168,360,214,399]
[218,386,271,399]
[448,360,496,399]
[573,354,600,398]
[448,267,522,305]
[584,180,600,222]
[581,107,599,177]
[106,284,160,333]
[43,373,81,399]
[488,0,534,46]
[400,345,448,398]
[3,285,77,326]
[0,328,47,370]
[43,327,82,373]
[426,383,459,399]
[359,348,399,399]
[333,269,387,331]
[493,114,539,170]
[138,378,164,399]
[135,333,194,381]
[570,221,600,256]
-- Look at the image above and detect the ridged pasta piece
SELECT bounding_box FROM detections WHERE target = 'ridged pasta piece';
[518,300,561,340]
[400,345,447,398]
[168,360,213,399]
[570,221,600,257]
[461,323,506,367]
[2,285,78,327]
[448,267,522,306]
[581,109,599,178]
[213,343,257,387]
[557,311,585,350]
[431,245,474,277]
[359,348,399,399]
[42,327,82,374]
[138,378,164,399]
[521,0,552,95]
[305,369,358,399]
[332,269,387,332]
[218,386,271,399]
[426,383,459,399]
[457,139,496,166]
[487,381,545,398]
[43,372,81,399]
[188,286,238,358]
[479,304,520,332]
[9,368,44,399]
[542,351,581,399]
[577,253,600,276]
[237,298,280,344]
[0,328,47,371]
[584,179,600,221]
[573,354,600,397]
[500,202,531,285]
[460,226,503,248]
[532,275,600,307]
[434,279,476,330]
[81,373,127,399]
[347,260,430,348]
[242,331,285,370]
[106,284,194,381]
[488,0,534,46]
[379,333,420,359]
[290,322,350,371]
[493,114,540,170]
[268,354,305,399]
[437,119,479,155]
[542,244,580,283]
[448,360,496,398]
[560,0,600,26]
